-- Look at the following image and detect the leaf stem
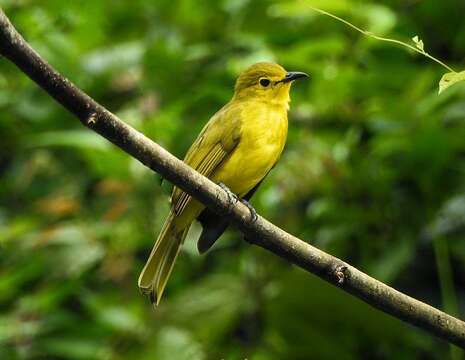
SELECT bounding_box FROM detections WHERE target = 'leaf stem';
[306,4,456,73]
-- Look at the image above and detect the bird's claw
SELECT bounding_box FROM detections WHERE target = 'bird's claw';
[218,183,257,222]
[240,198,258,222]
[219,183,238,213]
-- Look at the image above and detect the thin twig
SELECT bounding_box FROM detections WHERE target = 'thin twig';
[307,4,456,73]
[1,7,464,349]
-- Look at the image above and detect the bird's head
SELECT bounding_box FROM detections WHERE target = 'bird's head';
[233,62,308,106]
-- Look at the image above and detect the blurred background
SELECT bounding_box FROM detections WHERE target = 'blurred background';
[1,0,465,359]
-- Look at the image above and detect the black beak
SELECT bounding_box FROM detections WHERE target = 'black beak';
[281,71,309,83]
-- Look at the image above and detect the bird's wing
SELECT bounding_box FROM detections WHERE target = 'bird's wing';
[171,102,242,215]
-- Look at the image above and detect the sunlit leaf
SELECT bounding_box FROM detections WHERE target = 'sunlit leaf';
[438,70,465,94]
[412,35,424,51]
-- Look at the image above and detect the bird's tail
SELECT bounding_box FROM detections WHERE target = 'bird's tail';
[138,212,189,305]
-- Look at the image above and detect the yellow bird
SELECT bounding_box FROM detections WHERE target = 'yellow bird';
[138,62,308,304]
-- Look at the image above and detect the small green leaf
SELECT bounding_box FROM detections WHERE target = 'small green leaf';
[412,35,424,51]
[438,70,465,94]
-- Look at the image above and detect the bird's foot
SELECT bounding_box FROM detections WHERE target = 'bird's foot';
[218,183,238,213]
[218,183,257,222]
[240,198,258,222]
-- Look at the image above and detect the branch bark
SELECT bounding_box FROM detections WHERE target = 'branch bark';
[1,8,464,348]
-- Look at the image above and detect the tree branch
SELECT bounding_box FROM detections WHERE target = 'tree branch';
[1,8,464,348]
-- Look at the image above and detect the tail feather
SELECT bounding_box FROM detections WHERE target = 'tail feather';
[138,212,189,305]
[197,208,230,253]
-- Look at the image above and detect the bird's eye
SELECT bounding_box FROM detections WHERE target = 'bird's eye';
[259,78,271,87]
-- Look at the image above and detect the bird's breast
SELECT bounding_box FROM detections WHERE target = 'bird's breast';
[212,103,288,197]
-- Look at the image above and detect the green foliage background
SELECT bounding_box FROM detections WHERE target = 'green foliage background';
[1,0,465,359]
